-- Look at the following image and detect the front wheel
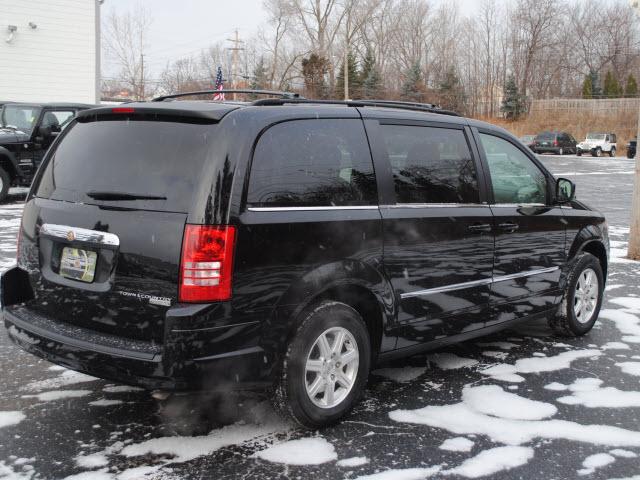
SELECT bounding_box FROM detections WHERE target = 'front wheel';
[594,147,602,157]
[549,253,604,336]
[558,147,564,156]
[610,147,616,158]
[273,301,371,428]
[577,150,582,156]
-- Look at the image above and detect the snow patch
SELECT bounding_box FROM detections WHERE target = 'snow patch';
[610,297,640,311]
[336,456,369,467]
[0,411,25,429]
[602,342,631,350]
[617,362,640,376]
[427,353,478,370]
[75,452,109,469]
[462,385,557,420]
[481,349,601,382]
[89,399,124,407]
[22,390,92,402]
[609,449,638,458]
[444,446,533,478]
[22,370,98,392]
[351,467,441,480]
[373,366,427,383]
[600,309,640,343]
[481,351,509,360]
[253,437,337,465]
[577,452,615,476]
[439,437,474,452]
[102,385,144,394]
[555,378,640,408]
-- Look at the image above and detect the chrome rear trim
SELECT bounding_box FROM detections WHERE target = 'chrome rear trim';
[40,224,120,247]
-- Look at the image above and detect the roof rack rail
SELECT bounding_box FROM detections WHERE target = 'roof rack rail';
[152,89,300,102]
[251,98,459,116]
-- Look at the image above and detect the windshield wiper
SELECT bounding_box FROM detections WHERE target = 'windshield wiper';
[86,191,167,201]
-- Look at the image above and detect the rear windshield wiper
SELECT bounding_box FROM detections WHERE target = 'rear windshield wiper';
[86,191,167,201]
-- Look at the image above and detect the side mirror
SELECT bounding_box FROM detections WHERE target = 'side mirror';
[38,125,52,138]
[556,177,575,203]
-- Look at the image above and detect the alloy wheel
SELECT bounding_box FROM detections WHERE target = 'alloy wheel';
[573,268,599,324]
[304,327,359,409]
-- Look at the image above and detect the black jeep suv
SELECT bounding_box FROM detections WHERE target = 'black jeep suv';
[0,102,93,201]
[1,92,609,428]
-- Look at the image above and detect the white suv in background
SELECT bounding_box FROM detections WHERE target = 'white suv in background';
[577,133,617,157]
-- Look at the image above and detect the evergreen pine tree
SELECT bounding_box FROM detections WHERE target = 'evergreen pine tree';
[500,75,526,120]
[248,57,269,99]
[335,51,360,99]
[401,62,424,102]
[582,75,593,99]
[603,71,622,98]
[438,66,465,112]
[589,71,602,98]
[625,74,638,97]
[360,48,382,99]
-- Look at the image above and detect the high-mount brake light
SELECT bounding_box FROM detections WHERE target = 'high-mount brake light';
[179,225,236,303]
[112,107,135,114]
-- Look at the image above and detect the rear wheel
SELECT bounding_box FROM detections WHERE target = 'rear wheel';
[577,149,582,156]
[558,147,564,156]
[0,167,10,203]
[549,253,604,337]
[610,147,616,158]
[273,301,371,428]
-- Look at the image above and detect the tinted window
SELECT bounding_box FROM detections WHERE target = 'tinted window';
[41,110,74,132]
[379,125,479,204]
[35,120,215,213]
[536,132,555,141]
[479,133,547,204]
[247,119,377,207]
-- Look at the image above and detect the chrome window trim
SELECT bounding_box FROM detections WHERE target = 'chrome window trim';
[383,203,490,209]
[40,224,120,247]
[488,203,547,208]
[400,266,560,299]
[247,205,379,212]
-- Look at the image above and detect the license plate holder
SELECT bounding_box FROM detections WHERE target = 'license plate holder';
[59,247,98,283]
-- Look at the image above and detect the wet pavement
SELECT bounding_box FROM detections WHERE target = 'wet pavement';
[0,155,639,479]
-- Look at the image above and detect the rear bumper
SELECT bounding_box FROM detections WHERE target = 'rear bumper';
[3,304,272,392]
[534,146,561,154]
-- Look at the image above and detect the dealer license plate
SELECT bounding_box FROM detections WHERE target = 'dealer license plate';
[59,247,98,283]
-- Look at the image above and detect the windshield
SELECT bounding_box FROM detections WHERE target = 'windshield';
[586,133,606,140]
[1,105,42,134]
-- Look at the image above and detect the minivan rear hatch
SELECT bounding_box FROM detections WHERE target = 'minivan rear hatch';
[23,115,218,342]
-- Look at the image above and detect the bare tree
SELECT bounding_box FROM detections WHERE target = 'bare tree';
[103,4,154,100]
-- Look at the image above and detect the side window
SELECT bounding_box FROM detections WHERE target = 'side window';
[41,110,74,132]
[379,124,479,204]
[247,119,377,207]
[479,133,548,205]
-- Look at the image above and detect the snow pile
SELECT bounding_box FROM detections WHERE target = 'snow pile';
[389,384,640,447]
[439,437,474,452]
[75,453,109,469]
[336,456,369,467]
[373,366,427,383]
[426,353,478,370]
[253,437,337,465]
[444,446,533,478]
[480,349,601,383]
[0,411,25,428]
[552,378,640,408]
[577,452,615,475]
[616,362,640,376]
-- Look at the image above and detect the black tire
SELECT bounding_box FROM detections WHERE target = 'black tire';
[610,147,616,158]
[549,253,604,337]
[594,147,602,157]
[558,147,564,156]
[577,150,582,156]
[0,167,10,203]
[273,300,371,428]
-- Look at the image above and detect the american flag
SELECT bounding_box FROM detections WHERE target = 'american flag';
[213,67,225,100]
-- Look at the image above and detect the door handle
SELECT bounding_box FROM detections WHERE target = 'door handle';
[468,223,492,233]
[499,222,520,233]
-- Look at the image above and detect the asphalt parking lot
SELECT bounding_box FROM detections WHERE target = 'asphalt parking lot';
[0,155,639,480]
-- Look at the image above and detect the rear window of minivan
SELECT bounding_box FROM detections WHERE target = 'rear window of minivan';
[536,132,555,140]
[35,120,215,213]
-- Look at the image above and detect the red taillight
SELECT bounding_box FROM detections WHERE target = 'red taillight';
[112,107,135,114]
[179,225,236,303]
[553,139,559,146]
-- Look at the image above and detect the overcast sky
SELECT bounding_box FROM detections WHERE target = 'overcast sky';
[100,0,481,79]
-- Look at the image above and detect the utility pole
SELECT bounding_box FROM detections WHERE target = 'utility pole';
[226,30,245,101]
[629,0,640,259]
[140,53,145,101]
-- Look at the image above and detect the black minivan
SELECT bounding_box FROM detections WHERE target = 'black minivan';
[1,92,609,428]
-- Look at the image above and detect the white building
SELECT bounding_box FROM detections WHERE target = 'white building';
[0,0,100,104]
